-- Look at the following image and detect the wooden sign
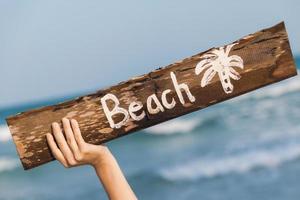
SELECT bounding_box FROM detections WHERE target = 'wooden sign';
[6,22,297,170]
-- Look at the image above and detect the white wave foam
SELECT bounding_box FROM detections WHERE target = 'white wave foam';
[0,157,19,173]
[0,125,12,142]
[231,71,300,102]
[254,75,300,99]
[145,118,200,135]
[160,143,300,181]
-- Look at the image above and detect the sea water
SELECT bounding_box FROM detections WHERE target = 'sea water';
[0,59,299,200]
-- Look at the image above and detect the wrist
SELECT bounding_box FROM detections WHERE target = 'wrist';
[92,147,113,168]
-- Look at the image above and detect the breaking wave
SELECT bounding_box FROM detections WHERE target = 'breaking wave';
[0,125,11,142]
[145,118,200,135]
[0,157,19,173]
[253,74,300,99]
[231,71,300,102]
[159,143,300,181]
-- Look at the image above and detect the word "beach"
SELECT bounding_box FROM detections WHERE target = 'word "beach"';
[101,72,196,129]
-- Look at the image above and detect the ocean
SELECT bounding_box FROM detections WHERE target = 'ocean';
[0,58,299,200]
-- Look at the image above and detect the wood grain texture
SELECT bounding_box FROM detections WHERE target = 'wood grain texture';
[6,22,297,170]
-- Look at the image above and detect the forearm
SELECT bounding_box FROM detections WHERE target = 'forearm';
[93,149,137,200]
[47,118,137,199]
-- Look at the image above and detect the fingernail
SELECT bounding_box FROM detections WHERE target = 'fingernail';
[62,117,68,122]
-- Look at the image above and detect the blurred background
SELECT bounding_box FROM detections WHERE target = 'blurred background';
[0,1,300,199]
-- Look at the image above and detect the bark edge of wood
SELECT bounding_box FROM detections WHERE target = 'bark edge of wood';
[6,21,298,170]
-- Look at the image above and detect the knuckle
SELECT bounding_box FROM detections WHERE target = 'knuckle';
[66,127,72,133]
[66,136,72,144]
[56,140,64,147]
[74,154,83,162]
[75,134,81,141]
[66,158,76,166]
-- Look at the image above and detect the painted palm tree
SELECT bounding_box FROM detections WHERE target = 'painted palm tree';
[195,43,244,94]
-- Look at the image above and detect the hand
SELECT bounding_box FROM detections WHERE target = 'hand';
[46,118,109,168]
[47,118,138,200]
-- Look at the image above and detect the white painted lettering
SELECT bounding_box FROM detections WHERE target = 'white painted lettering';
[161,89,176,109]
[170,72,196,104]
[147,94,165,114]
[129,101,145,121]
[101,94,129,129]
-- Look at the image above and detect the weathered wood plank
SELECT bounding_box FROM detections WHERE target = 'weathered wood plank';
[6,22,297,170]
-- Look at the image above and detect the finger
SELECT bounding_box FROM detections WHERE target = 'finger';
[70,119,85,148]
[46,133,69,167]
[52,122,76,166]
[62,118,80,156]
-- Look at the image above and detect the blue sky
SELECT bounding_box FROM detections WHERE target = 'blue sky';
[0,1,299,109]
